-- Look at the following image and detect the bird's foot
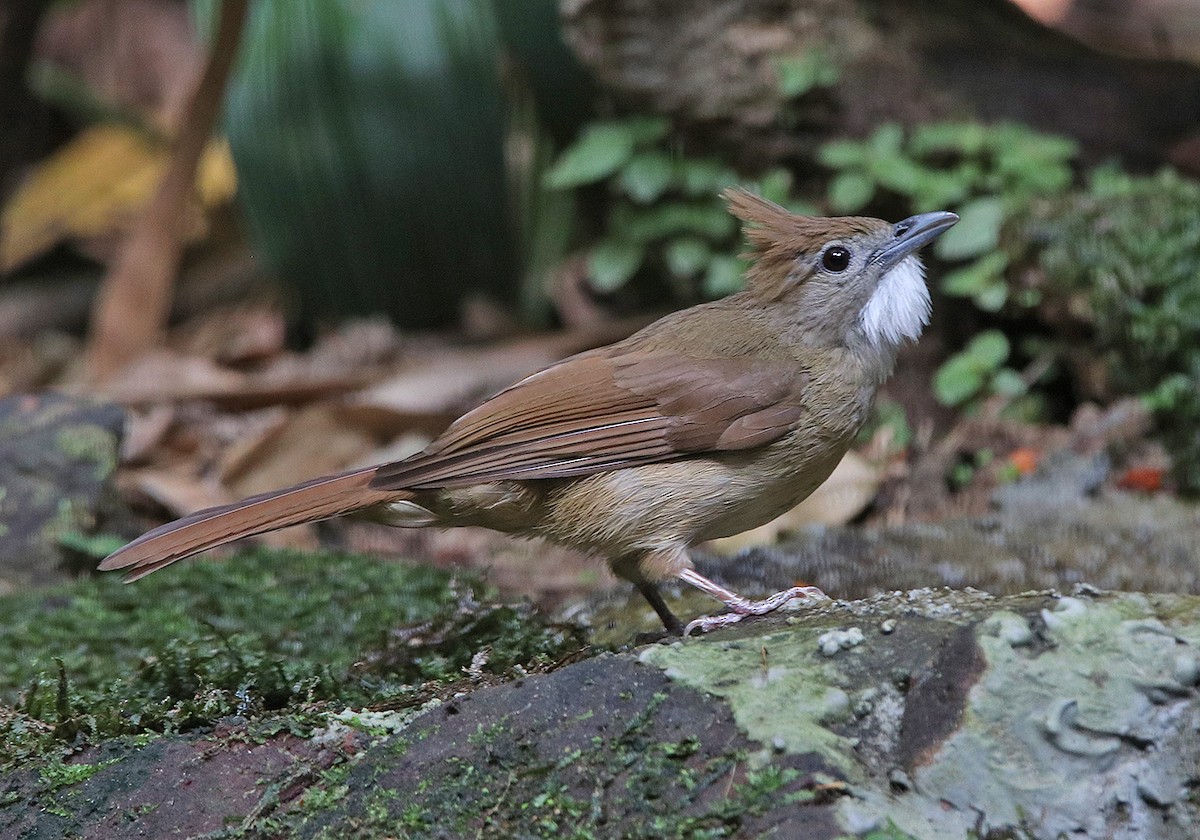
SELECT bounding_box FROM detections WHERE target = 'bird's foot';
[678,568,828,636]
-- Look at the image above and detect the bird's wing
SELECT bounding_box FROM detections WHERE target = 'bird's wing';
[370,347,807,489]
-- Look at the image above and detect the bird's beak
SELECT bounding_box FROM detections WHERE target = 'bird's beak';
[871,211,959,271]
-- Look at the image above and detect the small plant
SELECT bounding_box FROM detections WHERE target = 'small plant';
[1029,167,1200,491]
[546,116,809,298]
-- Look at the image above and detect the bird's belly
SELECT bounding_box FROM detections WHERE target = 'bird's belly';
[534,439,850,556]
[691,446,847,542]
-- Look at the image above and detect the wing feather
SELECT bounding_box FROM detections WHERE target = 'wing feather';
[370,347,807,490]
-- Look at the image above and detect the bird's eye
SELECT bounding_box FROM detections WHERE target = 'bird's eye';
[822,246,851,272]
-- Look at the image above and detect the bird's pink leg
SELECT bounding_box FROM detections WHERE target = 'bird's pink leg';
[678,568,829,635]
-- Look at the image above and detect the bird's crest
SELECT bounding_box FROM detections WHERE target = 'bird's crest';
[724,188,878,299]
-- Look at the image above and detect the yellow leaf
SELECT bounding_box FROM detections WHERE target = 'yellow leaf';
[197,137,238,206]
[0,124,237,273]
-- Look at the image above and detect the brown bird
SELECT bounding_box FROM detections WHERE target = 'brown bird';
[99,190,956,634]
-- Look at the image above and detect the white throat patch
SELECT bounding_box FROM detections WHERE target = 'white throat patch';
[859,255,931,351]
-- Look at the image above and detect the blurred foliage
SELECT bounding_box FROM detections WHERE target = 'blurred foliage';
[201,0,589,331]
[0,550,584,765]
[546,115,812,299]
[772,48,840,99]
[932,330,1026,408]
[1029,168,1200,492]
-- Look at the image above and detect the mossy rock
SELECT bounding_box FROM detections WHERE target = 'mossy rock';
[0,392,124,592]
[3,561,1199,838]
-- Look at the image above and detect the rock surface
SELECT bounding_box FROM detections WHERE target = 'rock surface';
[4,587,1199,839]
[0,392,123,592]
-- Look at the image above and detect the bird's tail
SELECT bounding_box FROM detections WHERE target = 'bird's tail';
[99,467,409,580]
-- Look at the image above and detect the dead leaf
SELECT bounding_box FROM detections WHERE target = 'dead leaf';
[1007,447,1041,477]
[173,304,286,367]
[0,124,236,273]
[350,323,650,429]
[35,0,204,127]
[126,466,231,518]
[1115,465,1166,493]
[220,404,378,498]
[95,351,245,403]
[706,451,883,554]
[90,349,371,408]
[120,405,176,464]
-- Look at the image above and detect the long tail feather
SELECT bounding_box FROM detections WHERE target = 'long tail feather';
[99,467,408,580]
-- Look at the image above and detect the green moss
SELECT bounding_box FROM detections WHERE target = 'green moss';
[278,660,836,840]
[38,755,120,790]
[54,425,118,481]
[640,630,857,774]
[0,549,585,765]
[1030,168,1200,490]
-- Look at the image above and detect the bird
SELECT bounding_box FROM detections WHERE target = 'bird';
[99,189,957,635]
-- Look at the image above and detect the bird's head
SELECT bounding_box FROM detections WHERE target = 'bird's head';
[725,188,957,368]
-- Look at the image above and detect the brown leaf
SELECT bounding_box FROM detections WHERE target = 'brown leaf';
[35,0,204,127]
[96,351,245,403]
[120,405,176,464]
[127,467,231,518]
[349,324,650,431]
[93,349,370,409]
[174,304,286,367]
[220,404,377,498]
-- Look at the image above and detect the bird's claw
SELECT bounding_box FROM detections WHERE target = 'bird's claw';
[683,585,829,636]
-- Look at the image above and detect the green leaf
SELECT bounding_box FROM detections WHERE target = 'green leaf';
[966,329,1010,369]
[664,237,711,277]
[622,115,672,147]
[908,121,986,157]
[774,49,839,97]
[974,281,1008,312]
[545,122,636,189]
[678,159,737,197]
[817,139,868,170]
[1145,373,1192,411]
[618,151,674,203]
[991,367,1027,397]
[612,201,737,243]
[910,168,975,212]
[861,398,913,450]
[935,195,1005,260]
[991,124,1077,162]
[784,198,821,216]
[586,239,645,292]
[869,124,905,160]
[756,167,793,205]
[702,254,746,297]
[942,251,1007,298]
[873,155,926,198]
[828,171,875,213]
[934,353,986,406]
